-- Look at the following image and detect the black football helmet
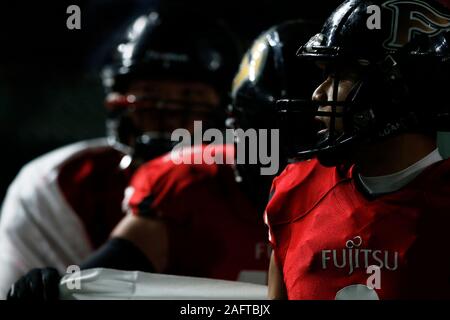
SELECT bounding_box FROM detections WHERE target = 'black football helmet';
[278,0,450,165]
[229,20,321,211]
[229,19,322,167]
[102,10,241,163]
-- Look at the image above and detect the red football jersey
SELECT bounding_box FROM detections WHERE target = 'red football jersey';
[265,158,450,299]
[126,144,270,284]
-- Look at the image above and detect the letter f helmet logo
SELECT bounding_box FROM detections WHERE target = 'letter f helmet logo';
[383,0,450,49]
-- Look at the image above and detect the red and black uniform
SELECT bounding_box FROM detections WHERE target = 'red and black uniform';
[126,144,270,283]
[265,158,450,299]
[0,139,131,298]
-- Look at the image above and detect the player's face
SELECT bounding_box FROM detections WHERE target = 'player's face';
[312,64,360,133]
[125,79,220,135]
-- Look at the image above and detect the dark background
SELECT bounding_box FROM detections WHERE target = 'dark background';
[0,0,448,205]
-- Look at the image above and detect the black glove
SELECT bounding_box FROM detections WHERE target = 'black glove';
[6,267,61,300]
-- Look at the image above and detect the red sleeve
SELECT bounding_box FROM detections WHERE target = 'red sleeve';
[126,144,234,223]
[264,159,341,251]
[127,161,211,222]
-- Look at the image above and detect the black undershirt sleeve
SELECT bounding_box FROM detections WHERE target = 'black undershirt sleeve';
[80,237,155,273]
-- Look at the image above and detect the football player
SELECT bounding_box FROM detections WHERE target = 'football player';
[0,10,239,299]
[6,20,319,300]
[266,0,450,299]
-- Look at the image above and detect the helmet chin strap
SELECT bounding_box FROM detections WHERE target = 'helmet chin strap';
[329,70,340,143]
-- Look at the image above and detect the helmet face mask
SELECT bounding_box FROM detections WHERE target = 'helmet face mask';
[105,78,222,163]
[278,0,450,166]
